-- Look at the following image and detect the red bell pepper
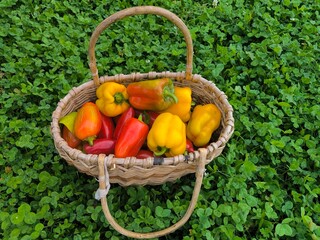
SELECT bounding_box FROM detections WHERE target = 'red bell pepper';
[136,149,154,159]
[74,102,102,145]
[186,138,195,153]
[135,110,160,128]
[115,116,149,158]
[83,138,115,155]
[62,125,81,148]
[98,114,115,139]
[127,78,178,111]
[113,107,135,140]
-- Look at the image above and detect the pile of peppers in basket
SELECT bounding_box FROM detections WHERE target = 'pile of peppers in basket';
[59,78,222,158]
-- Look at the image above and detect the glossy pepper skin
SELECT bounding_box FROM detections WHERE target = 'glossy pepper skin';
[127,78,178,111]
[98,114,114,139]
[74,102,102,145]
[96,82,130,117]
[136,149,154,159]
[113,107,135,140]
[62,125,81,148]
[83,138,115,155]
[186,139,194,153]
[115,116,149,158]
[186,103,221,147]
[147,112,186,157]
[162,86,192,122]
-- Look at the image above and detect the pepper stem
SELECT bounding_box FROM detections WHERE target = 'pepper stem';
[154,146,168,156]
[138,114,143,122]
[163,85,178,103]
[114,92,125,104]
[86,136,96,146]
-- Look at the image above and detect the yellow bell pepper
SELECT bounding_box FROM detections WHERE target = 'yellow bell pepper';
[95,82,130,117]
[186,103,221,147]
[147,112,186,157]
[161,86,192,122]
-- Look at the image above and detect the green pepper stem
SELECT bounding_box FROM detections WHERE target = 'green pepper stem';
[114,92,125,104]
[86,136,96,146]
[163,86,178,103]
[153,146,168,156]
[138,114,143,122]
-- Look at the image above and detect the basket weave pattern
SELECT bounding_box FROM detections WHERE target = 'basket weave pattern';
[51,71,233,186]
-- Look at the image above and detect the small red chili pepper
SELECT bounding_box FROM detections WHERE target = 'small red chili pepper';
[136,149,154,159]
[83,138,115,155]
[62,125,81,148]
[74,102,102,145]
[186,138,195,153]
[115,115,149,158]
[98,114,115,139]
[113,107,135,140]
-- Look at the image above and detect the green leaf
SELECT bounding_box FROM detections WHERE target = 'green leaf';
[24,212,37,225]
[10,213,24,225]
[15,134,35,149]
[212,63,224,77]
[265,203,278,219]
[34,223,44,232]
[275,223,293,236]
[18,203,31,215]
[7,176,23,189]
[10,228,21,238]
[155,206,171,218]
[199,215,211,229]
[240,158,257,179]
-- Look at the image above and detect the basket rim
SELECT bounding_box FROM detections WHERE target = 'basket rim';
[51,71,234,169]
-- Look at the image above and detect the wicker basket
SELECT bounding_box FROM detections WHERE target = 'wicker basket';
[51,6,234,239]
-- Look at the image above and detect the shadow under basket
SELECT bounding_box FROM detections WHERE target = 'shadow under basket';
[51,6,234,239]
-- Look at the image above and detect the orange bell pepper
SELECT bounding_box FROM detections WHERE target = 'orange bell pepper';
[127,78,178,111]
[74,102,102,145]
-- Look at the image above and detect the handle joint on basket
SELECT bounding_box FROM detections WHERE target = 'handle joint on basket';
[196,148,207,177]
[96,154,111,200]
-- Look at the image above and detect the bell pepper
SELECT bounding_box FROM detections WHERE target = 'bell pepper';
[127,78,178,111]
[59,111,81,148]
[62,125,81,148]
[161,86,192,122]
[74,102,102,145]
[83,138,115,155]
[186,103,221,147]
[136,149,154,159]
[96,82,130,117]
[186,138,194,153]
[147,112,186,157]
[97,114,115,139]
[115,115,149,158]
[113,107,135,140]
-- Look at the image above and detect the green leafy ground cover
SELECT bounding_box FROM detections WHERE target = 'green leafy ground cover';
[0,0,319,239]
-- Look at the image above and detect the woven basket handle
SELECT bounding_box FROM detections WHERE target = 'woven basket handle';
[89,6,193,86]
[97,149,207,239]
